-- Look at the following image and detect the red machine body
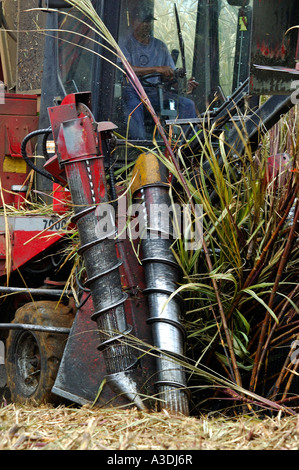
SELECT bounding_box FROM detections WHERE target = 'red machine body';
[0,214,64,276]
[0,93,69,278]
[0,94,39,206]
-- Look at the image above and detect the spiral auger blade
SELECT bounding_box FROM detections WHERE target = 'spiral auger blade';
[131,152,190,416]
[48,101,146,410]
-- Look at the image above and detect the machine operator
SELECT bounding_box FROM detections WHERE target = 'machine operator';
[120,7,198,139]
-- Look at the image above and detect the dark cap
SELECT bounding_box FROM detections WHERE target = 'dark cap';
[132,7,157,22]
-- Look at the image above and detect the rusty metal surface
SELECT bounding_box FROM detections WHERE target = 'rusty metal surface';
[52,294,110,406]
[52,238,156,407]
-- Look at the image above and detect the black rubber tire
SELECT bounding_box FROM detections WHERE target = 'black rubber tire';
[5,301,74,404]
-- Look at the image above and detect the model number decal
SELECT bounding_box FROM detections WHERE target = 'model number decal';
[43,219,67,231]
[0,216,68,232]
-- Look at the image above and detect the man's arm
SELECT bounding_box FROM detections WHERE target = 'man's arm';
[132,65,174,80]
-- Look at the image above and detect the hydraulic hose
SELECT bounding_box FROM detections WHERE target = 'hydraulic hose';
[21,128,61,184]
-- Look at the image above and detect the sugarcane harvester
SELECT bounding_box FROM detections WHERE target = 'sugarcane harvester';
[0,0,190,415]
[1,0,299,415]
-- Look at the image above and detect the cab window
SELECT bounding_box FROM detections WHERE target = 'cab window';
[112,0,252,139]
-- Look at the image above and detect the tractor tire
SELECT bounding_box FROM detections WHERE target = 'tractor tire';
[5,301,74,405]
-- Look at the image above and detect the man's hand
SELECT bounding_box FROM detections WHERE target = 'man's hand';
[156,66,175,80]
[187,77,198,94]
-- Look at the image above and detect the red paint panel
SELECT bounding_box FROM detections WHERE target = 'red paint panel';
[0,215,65,276]
[0,93,38,206]
[12,230,62,272]
[0,94,38,116]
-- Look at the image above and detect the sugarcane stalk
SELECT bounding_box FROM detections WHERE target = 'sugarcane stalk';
[249,198,299,392]
[226,178,299,328]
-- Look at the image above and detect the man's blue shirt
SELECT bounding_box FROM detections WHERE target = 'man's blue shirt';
[120,34,175,83]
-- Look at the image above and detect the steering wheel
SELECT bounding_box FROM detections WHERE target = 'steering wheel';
[140,69,186,91]
[140,73,164,87]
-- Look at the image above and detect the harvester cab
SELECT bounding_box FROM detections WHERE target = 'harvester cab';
[0,0,298,414]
